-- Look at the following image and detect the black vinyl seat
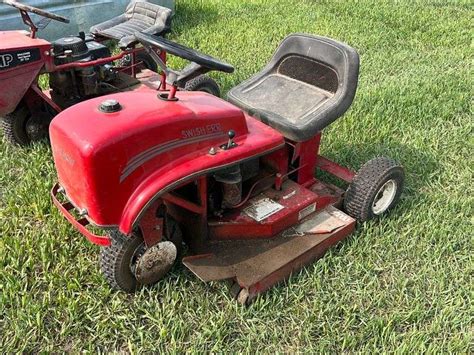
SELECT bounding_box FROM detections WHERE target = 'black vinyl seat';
[228,33,360,142]
[90,1,172,49]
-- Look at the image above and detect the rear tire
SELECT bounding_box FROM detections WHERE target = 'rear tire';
[100,217,183,293]
[184,75,221,97]
[344,157,404,222]
[1,104,51,146]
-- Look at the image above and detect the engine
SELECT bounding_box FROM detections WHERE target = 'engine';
[49,35,118,108]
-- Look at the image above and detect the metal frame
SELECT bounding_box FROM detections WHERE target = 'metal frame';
[147,135,354,244]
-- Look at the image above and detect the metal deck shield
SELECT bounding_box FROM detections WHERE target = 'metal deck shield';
[183,206,355,304]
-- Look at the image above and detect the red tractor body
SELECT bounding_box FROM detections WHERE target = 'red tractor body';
[0,31,51,116]
[51,91,283,230]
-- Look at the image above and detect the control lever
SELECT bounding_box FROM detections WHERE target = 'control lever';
[226,130,236,149]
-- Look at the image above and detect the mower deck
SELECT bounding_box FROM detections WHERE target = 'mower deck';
[183,205,355,304]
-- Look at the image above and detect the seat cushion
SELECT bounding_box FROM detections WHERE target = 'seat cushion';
[233,73,332,125]
[99,19,151,40]
[90,1,172,48]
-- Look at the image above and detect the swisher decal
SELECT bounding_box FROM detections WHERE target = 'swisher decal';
[120,131,227,182]
[0,48,41,71]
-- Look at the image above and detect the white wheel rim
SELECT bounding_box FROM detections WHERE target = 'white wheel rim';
[372,179,397,215]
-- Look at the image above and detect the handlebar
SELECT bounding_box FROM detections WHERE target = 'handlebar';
[134,32,234,74]
[2,0,70,23]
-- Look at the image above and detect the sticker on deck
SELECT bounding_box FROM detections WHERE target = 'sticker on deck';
[244,197,284,222]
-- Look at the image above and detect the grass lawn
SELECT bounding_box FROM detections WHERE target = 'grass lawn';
[0,0,472,352]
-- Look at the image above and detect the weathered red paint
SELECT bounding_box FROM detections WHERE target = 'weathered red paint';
[48,49,362,303]
[0,31,51,115]
[316,155,356,183]
[209,180,319,240]
[50,49,134,71]
[294,133,321,186]
[51,86,354,243]
[138,199,164,247]
[243,219,355,302]
[0,29,168,119]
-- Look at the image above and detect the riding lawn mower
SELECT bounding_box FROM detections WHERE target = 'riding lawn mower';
[0,0,221,146]
[50,32,405,305]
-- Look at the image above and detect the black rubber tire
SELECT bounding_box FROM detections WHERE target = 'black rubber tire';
[1,105,32,146]
[100,217,183,293]
[344,157,404,222]
[100,230,144,293]
[184,75,221,97]
[120,52,158,72]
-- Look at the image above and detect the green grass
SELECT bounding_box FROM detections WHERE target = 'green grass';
[1,0,473,352]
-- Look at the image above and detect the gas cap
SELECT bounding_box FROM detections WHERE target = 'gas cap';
[99,99,122,113]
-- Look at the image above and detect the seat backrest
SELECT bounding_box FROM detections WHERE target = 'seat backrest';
[270,33,359,110]
[127,1,172,28]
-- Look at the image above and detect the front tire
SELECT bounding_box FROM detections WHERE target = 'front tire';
[100,217,183,293]
[344,157,404,222]
[184,75,221,97]
[100,230,144,293]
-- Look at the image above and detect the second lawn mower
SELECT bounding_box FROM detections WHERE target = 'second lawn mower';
[0,0,222,146]
[51,32,405,305]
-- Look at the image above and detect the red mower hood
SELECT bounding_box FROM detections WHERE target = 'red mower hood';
[51,91,249,150]
[50,90,283,228]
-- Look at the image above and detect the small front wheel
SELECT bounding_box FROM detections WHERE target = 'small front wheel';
[344,157,404,222]
[100,230,145,292]
[184,75,221,97]
[100,217,183,292]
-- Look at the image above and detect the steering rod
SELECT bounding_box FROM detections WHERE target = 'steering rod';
[141,43,180,100]
[135,31,234,101]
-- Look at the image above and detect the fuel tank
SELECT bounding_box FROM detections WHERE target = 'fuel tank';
[0,31,51,115]
[50,91,283,227]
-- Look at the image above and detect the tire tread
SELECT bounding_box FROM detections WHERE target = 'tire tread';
[1,105,30,146]
[344,156,404,221]
[184,75,221,97]
[100,230,141,292]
